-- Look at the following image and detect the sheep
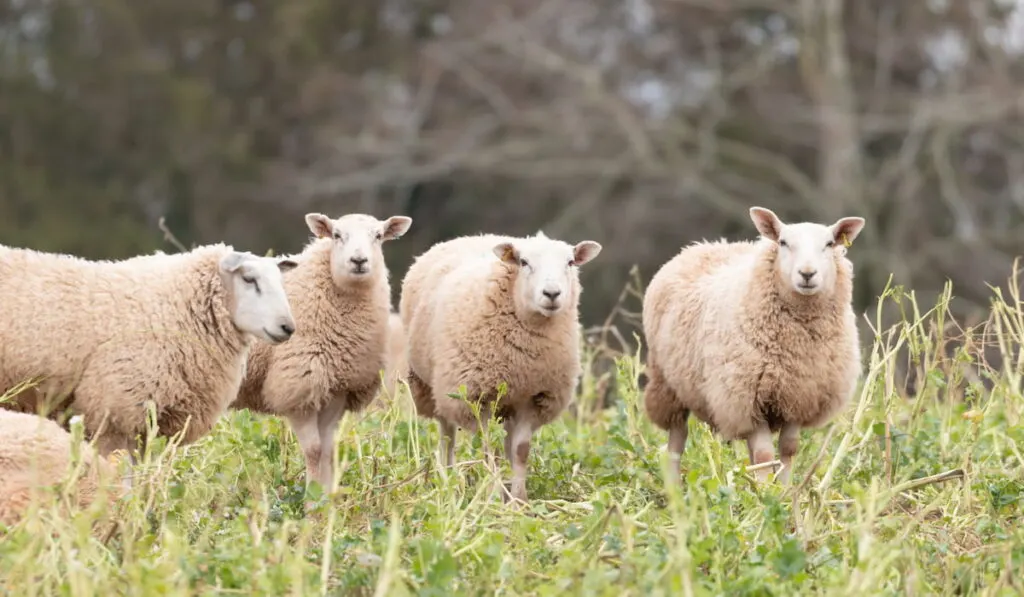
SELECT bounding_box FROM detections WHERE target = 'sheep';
[0,410,120,525]
[642,206,865,483]
[232,213,412,489]
[380,311,408,401]
[0,243,298,457]
[400,231,602,503]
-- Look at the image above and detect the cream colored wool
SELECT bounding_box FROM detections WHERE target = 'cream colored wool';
[233,213,412,489]
[0,243,297,456]
[0,410,120,525]
[399,231,601,502]
[642,207,865,483]
[380,311,408,401]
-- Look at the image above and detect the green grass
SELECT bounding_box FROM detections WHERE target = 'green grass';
[1,280,1023,596]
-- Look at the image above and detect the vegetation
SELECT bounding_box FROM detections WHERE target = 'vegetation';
[1,273,1022,596]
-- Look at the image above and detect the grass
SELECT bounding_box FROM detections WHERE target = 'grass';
[1,277,1023,596]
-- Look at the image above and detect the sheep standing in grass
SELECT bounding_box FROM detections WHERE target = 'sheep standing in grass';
[0,410,121,525]
[400,231,602,503]
[642,207,865,483]
[0,244,298,456]
[232,213,412,489]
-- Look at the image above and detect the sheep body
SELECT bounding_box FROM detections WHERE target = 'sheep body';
[233,213,411,488]
[643,207,864,482]
[0,243,297,456]
[380,311,408,401]
[0,410,119,525]
[400,232,601,502]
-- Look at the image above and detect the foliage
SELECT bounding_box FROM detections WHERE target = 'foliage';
[1,281,1022,596]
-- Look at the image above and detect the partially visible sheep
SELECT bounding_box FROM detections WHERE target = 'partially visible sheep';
[400,231,602,503]
[380,311,408,401]
[0,243,298,456]
[0,411,120,525]
[233,213,412,489]
[643,207,865,483]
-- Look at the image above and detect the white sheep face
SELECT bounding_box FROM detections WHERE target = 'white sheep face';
[750,207,865,297]
[305,213,412,284]
[492,232,602,318]
[219,252,299,343]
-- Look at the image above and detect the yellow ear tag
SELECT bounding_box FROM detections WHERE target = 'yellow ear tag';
[841,233,852,248]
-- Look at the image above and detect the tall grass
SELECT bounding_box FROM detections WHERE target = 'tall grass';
[1,275,1022,596]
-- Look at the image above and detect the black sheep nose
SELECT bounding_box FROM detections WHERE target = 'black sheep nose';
[799,270,816,281]
[543,289,561,300]
[280,323,295,337]
[351,256,368,266]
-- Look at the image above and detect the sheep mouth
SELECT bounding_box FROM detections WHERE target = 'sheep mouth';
[263,328,291,343]
[348,265,369,275]
[795,283,819,294]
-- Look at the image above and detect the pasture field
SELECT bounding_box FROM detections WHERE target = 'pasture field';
[1,278,1022,596]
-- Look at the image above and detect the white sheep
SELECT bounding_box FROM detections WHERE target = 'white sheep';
[0,243,298,456]
[400,231,602,503]
[380,311,408,401]
[642,207,865,483]
[0,411,121,525]
[232,213,412,489]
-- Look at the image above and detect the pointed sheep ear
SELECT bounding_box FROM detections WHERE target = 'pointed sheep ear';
[305,213,334,238]
[831,217,865,248]
[749,206,784,241]
[493,242,520,265]
[277,258,299,273]
[572,241,602,266]
[381,216,412,241]
[219,251,250,273]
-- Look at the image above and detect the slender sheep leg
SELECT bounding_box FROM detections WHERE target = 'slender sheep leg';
[745,423,775,482]
[777,423,800,484]
[315,397,347,491]
[286,410,322,488]
[508,418,534,503]
[667,419,689,480]
[439,418,456,468]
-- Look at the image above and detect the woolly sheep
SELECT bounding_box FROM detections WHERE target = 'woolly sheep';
[0,243,298,456]
[381,311,408,401]
[642,207,865,483]
[233,213,412,489]
[0,411,120,525]
[400,231,602,503]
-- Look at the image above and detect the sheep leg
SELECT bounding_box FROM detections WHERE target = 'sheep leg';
[508,418,533,503]
[286,411,323,489]
[745,423,775,482]
[777,423,800,484]
[315,397,347,491]
[667,421,689,479]
[438,418,456,468]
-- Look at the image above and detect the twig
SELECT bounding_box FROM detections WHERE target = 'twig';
[157,217,188,253]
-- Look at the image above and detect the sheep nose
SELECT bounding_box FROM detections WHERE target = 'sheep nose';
[280,323,295,337]
[350,256,368,266]
[542,289,561,301]
[799,269,816,281]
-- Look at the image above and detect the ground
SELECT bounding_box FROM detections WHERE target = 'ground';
[0,283,1022,596]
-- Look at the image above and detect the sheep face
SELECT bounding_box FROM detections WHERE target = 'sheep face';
[305,213,412,284]
[219,252,299,344]
[750,207,865,297]
[493,233,602,318]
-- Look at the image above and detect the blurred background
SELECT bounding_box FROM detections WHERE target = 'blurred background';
[3,0,1024,335]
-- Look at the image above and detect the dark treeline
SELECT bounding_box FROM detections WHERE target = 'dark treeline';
[4,0,1024,333]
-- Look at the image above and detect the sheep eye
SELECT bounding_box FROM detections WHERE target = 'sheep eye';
[333,232,341,240]
[779,239,788,247]
[519,258,529,267]
[568,259,575,267]
[242,276,256,285]
[375,232,383,241]
[826,240,835,248]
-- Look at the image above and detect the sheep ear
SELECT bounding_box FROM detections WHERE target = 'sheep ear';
[831,217,865,248]
[493,242,520,264]
[572,241,602,266]
[277,258,299,273]
[381,216,412,241]
[305,213,334,238]
[749,207,783,241]
[219,251,250,274]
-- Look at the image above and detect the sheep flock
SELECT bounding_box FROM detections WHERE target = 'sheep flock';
[0,206,867,522]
